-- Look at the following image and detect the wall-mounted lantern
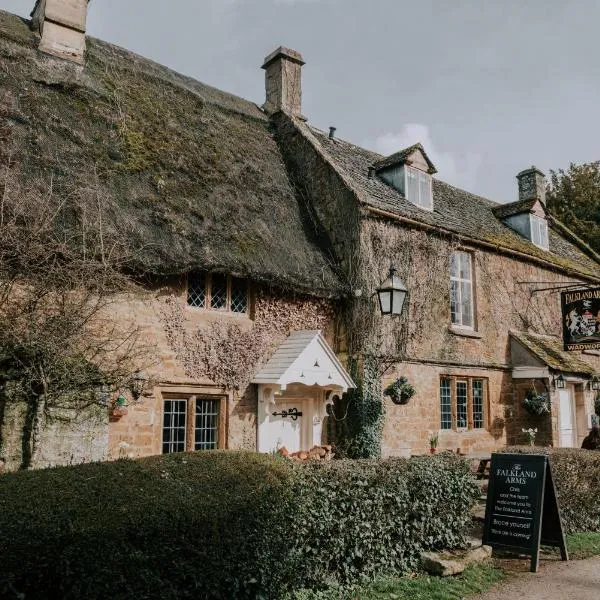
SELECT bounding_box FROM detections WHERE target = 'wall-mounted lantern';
[376,264,408,316]
[554,374,566,390]
[591,375,600,391]
[130,371,149,400]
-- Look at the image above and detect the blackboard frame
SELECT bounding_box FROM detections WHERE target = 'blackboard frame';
[482,453,568,572]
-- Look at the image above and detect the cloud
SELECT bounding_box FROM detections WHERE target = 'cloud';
[363,123,483,192]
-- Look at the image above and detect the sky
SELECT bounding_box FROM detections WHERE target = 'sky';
[3,0,600,203]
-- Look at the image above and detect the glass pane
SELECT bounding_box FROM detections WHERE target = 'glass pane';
[450,252,460,278]
[460,281,473,327]
[440,378,452,430]
[459,252,471,280]
[187,273,206,308]
[540,220,548,248]
[210,274,227,310]
[379,290,391,314]
[450,280,460,324]
[195,398,219,450]
[419,171,432,209]
[473,380,484,429]
[406,167,419,205]
[162,399,187,454]
[230,278,248,313]
[456,381,468,428]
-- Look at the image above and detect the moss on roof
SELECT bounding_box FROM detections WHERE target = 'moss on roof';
[0,11,343,297]
[510,330,596,375]
[306,126,600,280]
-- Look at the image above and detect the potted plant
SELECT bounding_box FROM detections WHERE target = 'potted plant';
[428,432,439,454]
[111,394,128,418]
[384,376,415,405]
[522,389,551,416]
[522,427,538,446]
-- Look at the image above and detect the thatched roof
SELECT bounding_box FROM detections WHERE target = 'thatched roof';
[0,11,343,297]
[302,125,600,280]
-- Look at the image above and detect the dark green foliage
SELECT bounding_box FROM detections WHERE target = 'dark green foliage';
[0,451,479,599]
[383,376,415,405]
[505,447,600,533]
[546,162,600,255]
[337,357,384,459]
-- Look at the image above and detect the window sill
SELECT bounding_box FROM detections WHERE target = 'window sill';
[448,325,482,339]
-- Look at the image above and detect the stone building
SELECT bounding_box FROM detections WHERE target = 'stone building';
[0,3,599,469]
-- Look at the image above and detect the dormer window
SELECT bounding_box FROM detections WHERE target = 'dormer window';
[492,166,550,251]
[372,143,437,212]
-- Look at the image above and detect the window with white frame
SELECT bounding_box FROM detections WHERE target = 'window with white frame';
[162,396,222,454]
[450,251,474,328]
[439,376,487,430]
[530,214,549,250]
[380,165,433,210]
[187,273,249,314]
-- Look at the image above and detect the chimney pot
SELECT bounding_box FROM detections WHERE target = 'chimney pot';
[261,46,304,118]
[516,165,546,205]
[328,126,336,140]
[31,0,90,65]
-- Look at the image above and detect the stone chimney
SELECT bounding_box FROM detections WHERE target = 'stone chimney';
[261,47,305,118]
[516,166,546,205]
[31,0,89,65]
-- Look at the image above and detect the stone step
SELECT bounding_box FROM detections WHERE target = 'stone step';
[421,545,492,577]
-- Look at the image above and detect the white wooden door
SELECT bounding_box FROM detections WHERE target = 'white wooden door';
[558,388,575,447]
[272,401,303,453]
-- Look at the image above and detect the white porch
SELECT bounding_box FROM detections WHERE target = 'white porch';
[252,330,354,454]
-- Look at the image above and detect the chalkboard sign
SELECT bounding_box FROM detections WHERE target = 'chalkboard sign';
[482,453,568,572]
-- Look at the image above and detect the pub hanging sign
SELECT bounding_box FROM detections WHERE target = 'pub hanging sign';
[561,287,600,351]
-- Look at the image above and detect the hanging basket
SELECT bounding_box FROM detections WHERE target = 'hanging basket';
[522,390,551,416]
[384,377,415,406]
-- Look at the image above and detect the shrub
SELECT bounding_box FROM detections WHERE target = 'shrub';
[504,447,600,533]
[0,451,479,599]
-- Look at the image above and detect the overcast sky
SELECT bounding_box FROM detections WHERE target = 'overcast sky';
[3,0,600,203]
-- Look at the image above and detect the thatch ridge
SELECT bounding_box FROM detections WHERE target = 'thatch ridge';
[0,10,344,298]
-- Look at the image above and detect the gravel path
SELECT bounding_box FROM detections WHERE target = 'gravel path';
[471,556,600,600]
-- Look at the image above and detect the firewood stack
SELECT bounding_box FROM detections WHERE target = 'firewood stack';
[277,445,334,461]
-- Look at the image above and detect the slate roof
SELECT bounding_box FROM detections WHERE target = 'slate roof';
[510,330,596,375]
[0,11,343,297]
[304,125,600,280]
[492,199,538,219]
[373,143,437,174]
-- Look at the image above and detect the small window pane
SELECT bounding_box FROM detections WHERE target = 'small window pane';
[450,280,460,324]
[440,378,452,430]
[231,278,248,313]
[163,399,187,454]
[459,253,472,280]
[419,171,432,209]
[195,398,219,450]
[456,381,468,428]
[211,274,227,310]
[473,380,484,429]
[187,273,206,308]
[406,167,419,204]
[450,253,460,278]
[460,281,473,327]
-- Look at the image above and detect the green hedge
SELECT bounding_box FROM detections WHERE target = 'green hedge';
[0,451,479,599]
[505,447,600,533]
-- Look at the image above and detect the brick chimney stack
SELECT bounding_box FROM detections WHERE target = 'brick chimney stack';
[516,166,546,205]
[31,0,89,65]
[261,47,305,118]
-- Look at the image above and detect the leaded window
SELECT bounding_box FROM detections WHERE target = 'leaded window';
[162,396,222,454]
[439,376,487,431]
[450,251,474,328]
[187,273,249,314]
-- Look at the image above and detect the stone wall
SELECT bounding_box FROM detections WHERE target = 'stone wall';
[359,218,600,456]
[106,278,335,460]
